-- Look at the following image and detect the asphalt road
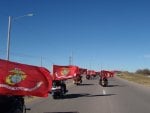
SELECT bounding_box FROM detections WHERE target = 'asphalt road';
[26,76,150,113]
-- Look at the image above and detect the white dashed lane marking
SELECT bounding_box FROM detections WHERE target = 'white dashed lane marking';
[103,89,106,95]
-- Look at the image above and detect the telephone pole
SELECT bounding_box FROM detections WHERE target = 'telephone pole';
[69,52,73,65]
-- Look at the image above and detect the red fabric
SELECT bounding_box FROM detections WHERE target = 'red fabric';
[96,71,101,75]
[53,65,79,80]
[100,70,115,78]
[87,70,96,75]
[0,59,52,97]
[78,68,87,75]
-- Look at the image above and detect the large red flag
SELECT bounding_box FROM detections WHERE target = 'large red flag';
[0,59,52,97]
[87,70,96,75]
[53,65,79,80]
[101,70,115,78]
[79,68,87,75]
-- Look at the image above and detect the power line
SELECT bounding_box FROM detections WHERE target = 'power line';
[0,49,54,64]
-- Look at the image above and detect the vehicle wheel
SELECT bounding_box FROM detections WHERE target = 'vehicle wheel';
[13,109,23,113]
[53,95,58,99]
[8,106,23,113]
[86,75,90,80]
[99,80,102,85]
[104,82,108,87]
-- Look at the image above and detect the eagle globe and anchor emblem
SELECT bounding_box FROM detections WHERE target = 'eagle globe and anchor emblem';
[61,68,70,76]
[6,68,27,85]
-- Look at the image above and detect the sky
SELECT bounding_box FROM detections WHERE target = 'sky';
[0,0,150,72]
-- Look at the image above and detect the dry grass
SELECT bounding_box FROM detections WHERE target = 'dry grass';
[117,72,150,86]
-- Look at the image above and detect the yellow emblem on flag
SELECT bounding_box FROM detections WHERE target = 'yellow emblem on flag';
[6,68,27,85]
[61,68,70,76]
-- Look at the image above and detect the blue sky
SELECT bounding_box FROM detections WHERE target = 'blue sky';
[0,0,150,72]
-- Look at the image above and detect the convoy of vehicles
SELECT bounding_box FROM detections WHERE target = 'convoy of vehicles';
[0,59,114,113]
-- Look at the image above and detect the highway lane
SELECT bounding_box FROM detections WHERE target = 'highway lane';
[26,76,150,113]
[106,76,150,113]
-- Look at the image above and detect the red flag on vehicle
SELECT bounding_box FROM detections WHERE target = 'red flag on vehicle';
[101,70,115,78]
[53,65,79,80]
[79,68,87,75]
[0,59,52,97]
[87,70,96,75]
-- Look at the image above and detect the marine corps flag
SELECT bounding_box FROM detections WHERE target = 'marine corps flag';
[101,70,115,78]
[53,65,79,80]
[0,59,52,97]
[79,68,87,75]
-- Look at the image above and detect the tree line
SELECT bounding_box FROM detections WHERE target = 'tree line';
[135,69,150,75]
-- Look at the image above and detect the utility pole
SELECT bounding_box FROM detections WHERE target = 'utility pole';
[6,13,33,60]
[69,56,71,65]
[40,56,43,67]
[6,16,12,60]
[69,52,73,65]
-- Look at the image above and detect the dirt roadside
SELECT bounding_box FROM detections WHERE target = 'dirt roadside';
[117,72,150,86]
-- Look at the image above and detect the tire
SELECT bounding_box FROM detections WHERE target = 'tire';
[8,104,24,113]
[52,94,58,99]
[12,109,23,113]
[99,79,102,85]
[8,98,24,113]
[103,80,108,87]
[105,82,108,87]
[80,80,82,83]
[86,75,90,80]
